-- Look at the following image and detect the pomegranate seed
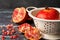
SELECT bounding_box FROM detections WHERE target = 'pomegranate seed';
[12,35,17,39]
[6,31,10,35]
[10,36,13,39]
[2,29,5,33]
[2,36,5,40]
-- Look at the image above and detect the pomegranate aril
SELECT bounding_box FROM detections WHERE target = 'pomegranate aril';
[2,37,5,40]
[6,24,13,30]
[12,35,17,39]
[10,36,13,39]
[6,31,10,35]
[4,31,7,35]
[2,35,5,40]
[11,29,15,33]
[2,29,4,33]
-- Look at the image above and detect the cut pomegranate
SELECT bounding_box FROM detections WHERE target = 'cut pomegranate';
[18,23,42,40]
[12,7,28,23]
[18,23,32,33]
[24,27,41,40]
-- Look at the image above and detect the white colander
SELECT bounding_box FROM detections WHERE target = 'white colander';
[26,7,60,39]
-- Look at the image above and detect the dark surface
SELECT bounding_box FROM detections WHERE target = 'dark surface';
[0,9,46,40]
[0,0,60,39]
[0,0,60,9]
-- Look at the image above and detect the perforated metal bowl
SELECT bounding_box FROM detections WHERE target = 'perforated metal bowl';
[26,7,60,39]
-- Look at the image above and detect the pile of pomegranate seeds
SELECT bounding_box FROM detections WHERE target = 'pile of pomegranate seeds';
[1,24,19,40]
[0,23,42,40]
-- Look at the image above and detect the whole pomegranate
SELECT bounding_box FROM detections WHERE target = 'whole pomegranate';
[36,7,59,20]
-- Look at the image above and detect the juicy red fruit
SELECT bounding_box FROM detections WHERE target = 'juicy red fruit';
[24,27,41,40]
[18,23,32,33]
[36,7,59,20]
[12,7,28,23]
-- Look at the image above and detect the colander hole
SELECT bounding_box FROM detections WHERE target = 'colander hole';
[36,23,38,27]
[47,22,49,23]
[45,27,46,29]
[49,26,51,28]
[44,25,45,27]
[49,23,51,25]
[49,29,51,32]
[46,30,48,33]
[45,23,47,25]
[47,25,49,26]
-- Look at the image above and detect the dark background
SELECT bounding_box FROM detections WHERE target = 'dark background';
[0,0,60,9]
[0,0,60,40]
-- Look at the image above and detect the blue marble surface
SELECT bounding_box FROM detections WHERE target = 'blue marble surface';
[0,9,46,40]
